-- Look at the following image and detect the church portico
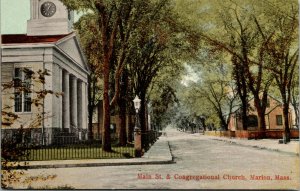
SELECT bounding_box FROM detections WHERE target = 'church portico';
[62,72,86,136]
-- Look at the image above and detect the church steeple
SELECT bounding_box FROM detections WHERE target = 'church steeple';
[27,0,74,36]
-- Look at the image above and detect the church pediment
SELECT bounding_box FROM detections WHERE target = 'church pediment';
[56,33,89,72]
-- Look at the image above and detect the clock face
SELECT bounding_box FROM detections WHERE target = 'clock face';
[41,2,56,17]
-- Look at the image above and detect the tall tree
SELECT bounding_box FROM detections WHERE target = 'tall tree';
[74,13,103,140]
[127,0,199,132]
[61,0,151,150]
[174,0,299,134]
[258,0,299,142]
[200,0,276,131]
[173,0,251,130]
[291,68,299,128]
[231,55,249,130]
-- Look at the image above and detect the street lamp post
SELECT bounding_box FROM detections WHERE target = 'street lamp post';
[133,95,141,130]
[133,95,142,157]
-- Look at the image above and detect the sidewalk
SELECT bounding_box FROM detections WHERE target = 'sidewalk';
[205,135,299,155]
[16,135,173,169]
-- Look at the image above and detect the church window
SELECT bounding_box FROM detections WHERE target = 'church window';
[14,68,32,112]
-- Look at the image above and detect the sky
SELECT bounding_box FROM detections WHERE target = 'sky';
[1,0,30,34]
[0,0,81,34]
[181,63,200,87]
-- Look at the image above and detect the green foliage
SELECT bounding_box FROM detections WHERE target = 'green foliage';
[173,0,298,131]
[62,0,200,132]
[61,0,298,131]
[149,64,182,128]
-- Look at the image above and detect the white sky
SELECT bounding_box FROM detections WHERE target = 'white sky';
[1,0,30,34]
[0,0,81,34]
[181,63,200,86]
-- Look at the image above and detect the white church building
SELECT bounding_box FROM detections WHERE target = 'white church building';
[1,0,90,143]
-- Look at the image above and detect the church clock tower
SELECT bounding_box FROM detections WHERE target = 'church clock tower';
[27,0,74,36]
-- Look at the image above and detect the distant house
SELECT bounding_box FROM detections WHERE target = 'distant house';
[91,101,136,141]
[228,95,296,131]
[91,101,153,142]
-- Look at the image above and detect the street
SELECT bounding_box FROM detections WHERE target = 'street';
[13,127,300,190]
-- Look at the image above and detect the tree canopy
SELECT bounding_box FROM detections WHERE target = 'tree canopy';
[60,0,299,144]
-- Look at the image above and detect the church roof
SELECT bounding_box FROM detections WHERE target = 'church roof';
[1,32,90,74]
[1,33,71,44]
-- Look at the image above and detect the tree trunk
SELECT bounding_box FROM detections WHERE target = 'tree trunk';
[295,107,299,127]
[88,107,94,140]
[202,118,206,131]
[98,2,119,152]
[292,101,299,127]
[145,105,149,131]
[139,102,146,132]
[255,101,266,131]
[97,101,103,140]
[256,111,266,131]
[127,114,133,142]
[118,70,128,146]
[138,93,147,151]
[241,97,248,130]
[87,77,94,140]
[283,103,291,143]
[102,56,111,151]
[139,93,147,132]
[226,114,232,131]
[232,58,248,130]
[118,99,127,146]
[219,112,228,131]
[102,94,111,151]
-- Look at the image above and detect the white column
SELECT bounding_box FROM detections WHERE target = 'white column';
[52,64,62,129]
[83,82,88,130]
[77,80,83,130]
[70,75,78,130]
[83,82,88,140]
[58,67,63,129]
[63,71,70,130]
[44,63,53,128]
